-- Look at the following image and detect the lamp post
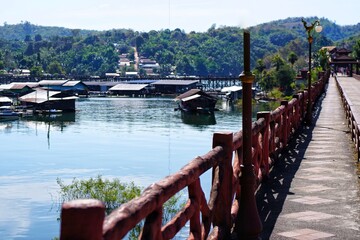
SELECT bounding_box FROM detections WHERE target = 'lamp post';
[302,18,322,125]
[235,30,262,239]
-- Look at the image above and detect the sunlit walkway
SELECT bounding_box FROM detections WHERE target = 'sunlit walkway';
[256,76,360,239]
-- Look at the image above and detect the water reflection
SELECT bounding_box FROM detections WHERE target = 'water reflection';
[24,112,76,126]
[22,113,76,149]
[180,111,216,126]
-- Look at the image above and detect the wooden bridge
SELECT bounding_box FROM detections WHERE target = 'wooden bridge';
[58,69,359,239]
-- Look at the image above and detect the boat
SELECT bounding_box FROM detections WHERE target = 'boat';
[0,106,20,121]
[175,89,218,114]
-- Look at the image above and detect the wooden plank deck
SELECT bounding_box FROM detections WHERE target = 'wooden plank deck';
[256,76,360,239]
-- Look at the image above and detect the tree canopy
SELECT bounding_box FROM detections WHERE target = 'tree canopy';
[0,17,359,77]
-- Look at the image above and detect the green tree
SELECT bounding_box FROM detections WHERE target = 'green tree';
[276,64,296,95]
[258,70,276,94]
[287,51,298,67]
[34,34,42,42]
[353,39,360,60]
[272,54,285,71]
[30,65,43,77]
[47,61,65,75]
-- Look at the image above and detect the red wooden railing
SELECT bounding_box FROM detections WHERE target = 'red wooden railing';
[60,71,329,240]
[335,76,360,161]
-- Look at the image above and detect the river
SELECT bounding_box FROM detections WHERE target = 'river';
[0,97,273,239]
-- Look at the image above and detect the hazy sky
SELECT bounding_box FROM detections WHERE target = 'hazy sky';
[1,0,359,32]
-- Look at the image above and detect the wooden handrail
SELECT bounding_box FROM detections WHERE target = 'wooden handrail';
[60,70,330,240]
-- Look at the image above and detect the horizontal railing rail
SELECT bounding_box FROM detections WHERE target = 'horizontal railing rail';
[60,70,330,240]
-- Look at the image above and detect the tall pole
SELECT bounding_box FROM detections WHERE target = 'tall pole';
[302,18,322,125]
[235,30,262,239]
[306,38,312,124]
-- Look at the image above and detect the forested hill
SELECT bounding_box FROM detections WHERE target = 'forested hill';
[0,17,359,77]
[0,21,96,40]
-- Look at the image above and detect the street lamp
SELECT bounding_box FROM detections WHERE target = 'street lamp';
[302,18,322,125]
[235,30,262,239]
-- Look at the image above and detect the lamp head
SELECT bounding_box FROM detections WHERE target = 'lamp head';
[315,24,322,33]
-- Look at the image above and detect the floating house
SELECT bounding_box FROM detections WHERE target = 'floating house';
[175,89,218,114]
[108,84,149,96]
[151,80,199,94]
[82,81,118,94]
[0,96,13,107]
[221,85,257,101]
[38,80,88,95]
[19,89,78,112]
[0,82,37,97]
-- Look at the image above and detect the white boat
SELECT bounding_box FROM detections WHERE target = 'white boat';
[0,106,20,121]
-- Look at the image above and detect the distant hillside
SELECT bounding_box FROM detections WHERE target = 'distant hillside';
[0,17,359,77]
[252,17,360,42]
[0,21,96,40]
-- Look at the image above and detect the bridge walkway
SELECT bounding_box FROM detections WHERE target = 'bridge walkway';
[256,76,360,239]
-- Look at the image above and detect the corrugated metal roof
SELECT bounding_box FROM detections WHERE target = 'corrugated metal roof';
[62,80,82,87]
[175,89,202,100]
[221,86,242,92]
[19,89,59,103]
[109,84,148,91]
[82,81,118,87]
[38,80,69,86]
[182,94,201,102]
[0,82,37,90]
[152,80,199,86]
[0,96,12,103]
[19,89,62,103]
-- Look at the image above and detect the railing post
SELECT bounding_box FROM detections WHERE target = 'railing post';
[293,94,300,128]
[60,199,105,240]
[140,207,163,240]
[211,132,233,238]
[257,112,270,177]
[281,100,289,145]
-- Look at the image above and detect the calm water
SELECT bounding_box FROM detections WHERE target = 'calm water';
[0,97,271,239]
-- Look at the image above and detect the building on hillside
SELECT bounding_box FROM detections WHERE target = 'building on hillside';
[105,73,120,78]
[119,53,131,67]
[139,58,160,76]
[125,72,139,77]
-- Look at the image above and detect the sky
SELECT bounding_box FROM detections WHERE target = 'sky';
[0,0,359,32]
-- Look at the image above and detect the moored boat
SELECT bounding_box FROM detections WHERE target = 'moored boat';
[175,89,218,114]
[0,106,20,121]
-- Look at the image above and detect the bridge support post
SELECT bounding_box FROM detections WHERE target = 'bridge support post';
[234,30,262,239]
[60,199,105,240]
